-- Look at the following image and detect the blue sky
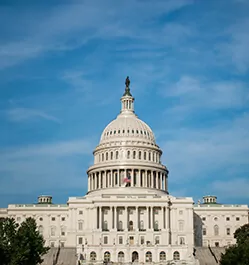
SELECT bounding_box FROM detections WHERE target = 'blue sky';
[0,0,249,207]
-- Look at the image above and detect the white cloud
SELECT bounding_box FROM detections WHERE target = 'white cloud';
[0,138,95,195]
[5,107,61,123]
[0,0,192,69]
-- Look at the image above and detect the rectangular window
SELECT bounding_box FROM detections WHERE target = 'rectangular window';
[50,242,55,247]
[79,211,83,215]
[78,237,83,244]
[61,231,65,236]
[140,236,145,245]
[226,217,230,221]
[104,236,108,244]
[61,242,65,247]
[202,217,206,221]
[155,236,160,244]
[226,228,231,235]
[61,217,65,221]
[51,217,55,221]
[203,228,207,236]
[119,236,123,245]
[215,242,219,247]
[236,217,240,221]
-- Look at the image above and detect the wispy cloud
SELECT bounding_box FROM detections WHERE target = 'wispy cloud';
[0,138,95,195]
[0,0,192,70]
[5,107,61,123]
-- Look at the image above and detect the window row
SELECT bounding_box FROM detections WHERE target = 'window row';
[78,235,186,246]
[202,216,241,221]
[203,226,234,236]
[38,226,66,236]
[89,251,180,262]
[104,128,153,139]
[102,220,164,232]
[97,150,160,163]
[17,216,66,222]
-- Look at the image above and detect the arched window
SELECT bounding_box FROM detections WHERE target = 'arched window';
[179,220,184,231]
[133,150,136,159]
[127,150,130,159]
[179,237,185,245]
[104,252,111,262]
[138,151,141,159]
[118,251,124,262]
[159,251,166,261]
[144,152,147,160]
[90,251,96,261]
[38,225,43,234]
[148,152,151,161]
[214,225,219,236]
[173,251,180,260]
[152,152,155,162]
[129,220,133,231]
[116,151,119,159]
[110,152,113,160]
[50,226,56,236]
[145,251,152,262]
[118,221,123,231]
[106,152,108,160]
[102,153,104,161]
[139,220,144,230]
[78,221,83,231]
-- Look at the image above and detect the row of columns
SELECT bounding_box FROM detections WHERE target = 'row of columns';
[96,206,171,232]
[88,169,168,192]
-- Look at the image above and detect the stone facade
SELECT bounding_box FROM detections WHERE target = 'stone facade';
[0,79,248,264]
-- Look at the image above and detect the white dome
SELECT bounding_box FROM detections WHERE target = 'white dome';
[100,112,156,145]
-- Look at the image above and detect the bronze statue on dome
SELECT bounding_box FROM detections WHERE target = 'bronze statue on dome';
[125,76,130,88]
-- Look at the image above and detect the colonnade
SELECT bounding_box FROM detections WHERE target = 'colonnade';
[88,169,168,192]
[96,206,171,232]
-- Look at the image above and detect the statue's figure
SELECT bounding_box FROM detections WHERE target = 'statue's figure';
[125,76,130,87]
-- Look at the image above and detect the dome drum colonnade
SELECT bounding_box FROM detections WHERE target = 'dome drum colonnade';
[87,77,168,193]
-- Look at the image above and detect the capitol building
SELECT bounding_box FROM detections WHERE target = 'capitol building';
[0,77,248,265]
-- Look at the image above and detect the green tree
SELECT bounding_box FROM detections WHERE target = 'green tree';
[0,218,18,265]
[0,217,49,265]
[220,223,249,265]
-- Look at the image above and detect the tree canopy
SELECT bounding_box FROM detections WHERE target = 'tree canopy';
[0,217,49,265]
[220,223,249,265]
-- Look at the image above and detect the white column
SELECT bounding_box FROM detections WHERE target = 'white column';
[114,206,117,230]
[161,207,164,230]
[151,207,154,230]
[124,207,128,231]
[131,169,134,187]
[137,170,141,187]
[117,170,120,186]
[88,175,90,191]
[145,171,148,187]
[100,207,102,230]
[110,170,113,187]
[135,207,138,230]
